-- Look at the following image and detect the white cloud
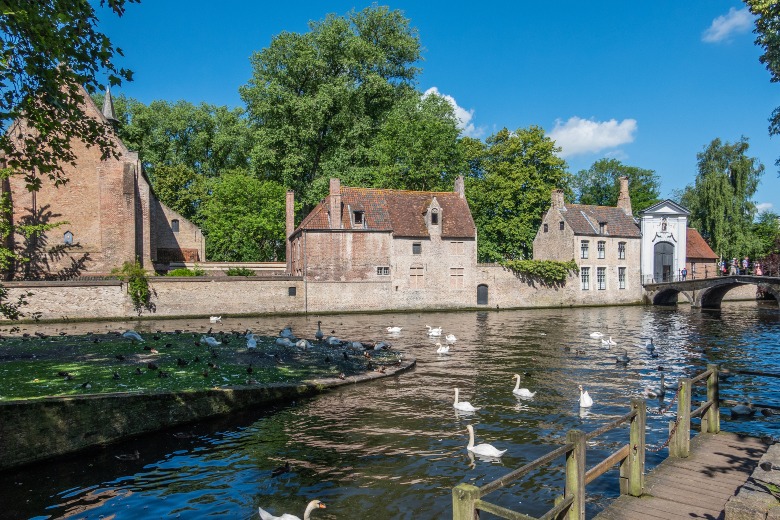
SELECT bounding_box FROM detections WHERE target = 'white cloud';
[423,86,484,138]
[702,7,753,43]
[548,116,637,158]
[756,202,774,213]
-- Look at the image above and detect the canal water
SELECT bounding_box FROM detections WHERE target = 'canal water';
[1,301,779,519]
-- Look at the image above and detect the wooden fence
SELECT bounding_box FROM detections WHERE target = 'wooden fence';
[452,364,721,520]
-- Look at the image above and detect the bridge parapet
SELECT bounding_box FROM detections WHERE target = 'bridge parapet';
[643,275,780,308]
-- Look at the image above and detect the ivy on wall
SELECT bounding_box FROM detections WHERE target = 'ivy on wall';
[113,261,155,315]
[501,259,579,286]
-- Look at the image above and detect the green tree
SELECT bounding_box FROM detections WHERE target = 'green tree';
[149,164,205,224]
[467,127,570,262]
[680,137,764,259]
[572,158,661,214]
[752,211,780,257]
[200,172,287,262]
[745,0,780,170]
[239,5,422,210]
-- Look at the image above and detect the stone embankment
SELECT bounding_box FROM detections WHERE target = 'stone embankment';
[0,356,415,471]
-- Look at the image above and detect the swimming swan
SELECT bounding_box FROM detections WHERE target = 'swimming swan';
[386,326,402,333]
[512,374,536,398]
[453,388,479,411]
[258,499,326,520]
[445,333,457,343]
[209,316,222,323]
[578,384,593,408]
[465,424,506,457]
[436,343,450,354]
[426,325,442,337]
[589,332,604,339]
[601,336,617,346]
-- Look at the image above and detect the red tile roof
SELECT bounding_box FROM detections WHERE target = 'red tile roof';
[686,228,717,260]
[556,204,641,238]
[295,186,476,239]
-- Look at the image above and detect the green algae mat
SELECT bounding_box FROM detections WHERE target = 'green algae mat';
[0,330,400,401]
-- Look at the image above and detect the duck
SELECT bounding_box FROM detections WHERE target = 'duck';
[386,326,402,333]
[201,335,221,348]
[426,325,442,337]
[209,316,222,323]
[258,499,326,520]
[578,385,593,408]
[122,330,144,342]
[315,321,324,341]
[445,333,457,343]
[270,461,291,478]
[512,373,536,398]
[114,449,140,461]
[453,388,479,411]
[436,342,449,354]
[589,332,604,339]
[602,336,617,346]
[465,424,506,457]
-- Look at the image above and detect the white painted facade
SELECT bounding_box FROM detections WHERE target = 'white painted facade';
[639,200,690,283]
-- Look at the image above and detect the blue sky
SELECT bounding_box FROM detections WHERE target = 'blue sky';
[97,1,779,214]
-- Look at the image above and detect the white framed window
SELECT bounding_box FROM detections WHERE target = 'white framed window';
[619,267,626,289]
[580,241,589,259]
[597,241,605,259]
[451,241,464,255]
[410,266,424,288]
[618,242,626,260]
[376,266,390,276]
[450,267,464,288]
[597,267,606,290]
[581,267,590,290]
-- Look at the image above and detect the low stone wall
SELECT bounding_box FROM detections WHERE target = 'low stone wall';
[725,442,780,519]
[0,357,415,470]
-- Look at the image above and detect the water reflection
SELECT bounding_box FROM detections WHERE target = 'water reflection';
[1,302,779,519]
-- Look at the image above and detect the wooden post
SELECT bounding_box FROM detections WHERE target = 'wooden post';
[669,378,692,458]
[628,398,646,496]
[706,364,720,434]
[565,430,586,520]
[452,483,480,520]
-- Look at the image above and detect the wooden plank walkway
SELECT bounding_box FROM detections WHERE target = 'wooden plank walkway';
[594,432,769,520]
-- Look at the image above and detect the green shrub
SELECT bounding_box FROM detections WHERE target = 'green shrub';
[167,266,206,277]
[112,261,155,315]
[226,267,256,276]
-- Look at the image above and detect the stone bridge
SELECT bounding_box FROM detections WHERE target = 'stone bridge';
[643,275,780,309]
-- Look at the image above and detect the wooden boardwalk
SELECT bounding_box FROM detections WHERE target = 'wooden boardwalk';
[594,432,769,520]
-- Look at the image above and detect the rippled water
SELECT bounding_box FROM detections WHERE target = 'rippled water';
[2,301,780,519]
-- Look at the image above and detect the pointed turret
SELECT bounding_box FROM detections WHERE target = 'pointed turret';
[102,86,118,124]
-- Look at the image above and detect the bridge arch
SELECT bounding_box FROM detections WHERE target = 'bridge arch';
[643,275,780,309]
[651,287,692,306]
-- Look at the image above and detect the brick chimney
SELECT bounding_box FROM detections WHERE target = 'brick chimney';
[285,190,294,273]
[329,178,342,229]
[551,189,565,209]
[454,175,465,198]
[617,176,632,216]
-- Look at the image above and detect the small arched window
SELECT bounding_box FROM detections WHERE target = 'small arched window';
[63,230,73,245]
[171,219,180,233]
[431,208,439,225]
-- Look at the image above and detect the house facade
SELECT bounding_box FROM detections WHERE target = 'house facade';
[638,200,690,283]
[2,87,204,278]
[532,177,643,303]
[685,227,719,279]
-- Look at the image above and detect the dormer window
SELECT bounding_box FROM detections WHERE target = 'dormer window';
[171,219,180,233]
[431,208,439,225]
[63,230,73,245]
[599,222,607,234]
[353,211,364,226]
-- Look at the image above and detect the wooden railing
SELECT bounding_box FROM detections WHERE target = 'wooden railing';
[451,364,721,520]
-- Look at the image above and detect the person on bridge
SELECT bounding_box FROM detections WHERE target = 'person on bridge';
[755,263,763,276]
[730,259,737,275]
[681,267,687,280]
[742,257,749,275]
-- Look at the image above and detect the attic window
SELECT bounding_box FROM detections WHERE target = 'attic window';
[431,208,439,225]
[599,222,607,234]
[171,219,180,233]
[559,221,565,230]
[353,211,364,226]
[543,223,548,233]
[63,230,73,245]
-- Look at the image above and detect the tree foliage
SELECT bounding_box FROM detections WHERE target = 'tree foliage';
[112,260,154,315]
[501,259,579,286]
[680,137,764,259]
[466,127,569,262]
[0,0,136,191]
[572,158,661,215]
[753,211,780,258]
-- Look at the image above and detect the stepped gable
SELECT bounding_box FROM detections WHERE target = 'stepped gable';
[686,228,717,259]
[559,203,641,238]
[295,186,476,238]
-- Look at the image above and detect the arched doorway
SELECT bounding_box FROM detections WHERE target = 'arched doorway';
[477,284,489,305]
[654,242,674,282]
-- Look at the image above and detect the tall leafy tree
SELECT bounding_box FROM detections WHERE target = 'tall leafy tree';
[467,127,569,262]
[745,0,780,170]
[572,158,661,215]
[680,137,764,259]
[239,5,422,210]
[200,172,287,262]
[753,211,780,258]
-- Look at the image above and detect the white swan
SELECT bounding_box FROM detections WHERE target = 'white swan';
[445,333,457,343]
[589,332,604,338]
[386,326,402,333]
[578,384,593,408]
[601,336,617,346]
[122,330,144,342]
[209,316,222,323]
[426,325,442,337]
[201,335,221,348]
[465,424,506,457]
[258,499,326,520]
[512,374,536,398]
[436,342,450,354]
[246,332,257,349]
[453,388,479,411]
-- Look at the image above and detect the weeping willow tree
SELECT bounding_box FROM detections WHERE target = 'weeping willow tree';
[680,137,764,260]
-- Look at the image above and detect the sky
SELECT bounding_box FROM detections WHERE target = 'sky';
[97,1,779,214]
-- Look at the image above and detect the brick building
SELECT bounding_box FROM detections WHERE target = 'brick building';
[533,177,643,302]
[286,176,477,301]
[2,87,204,278]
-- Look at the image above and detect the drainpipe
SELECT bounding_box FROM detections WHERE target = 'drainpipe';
[304,230,308,314]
